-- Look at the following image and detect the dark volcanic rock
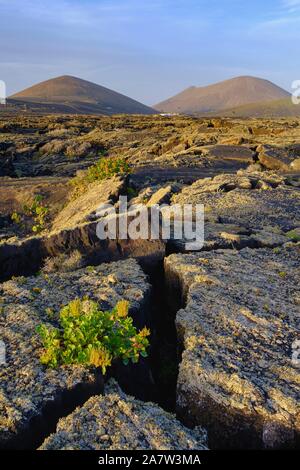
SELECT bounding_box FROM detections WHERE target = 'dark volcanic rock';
[257,145,293,172]
[0,259,151,449]
[206,145,255,163]
[172,173,300,233]
[165,245,300,449]
[0,222,166,282]
[0,143,13,152]
[39,380,208,450]
[146,184,180,206]
[0,155,15,177]
[291,158,300,171]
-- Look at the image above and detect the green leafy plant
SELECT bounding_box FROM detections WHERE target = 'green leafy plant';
[37,298,150,374]
[23,195,49,233]
[286,230,300,242]
[11,195,49,233]
[11,211,22,225]
[86,157,131,182]
[70,157,131,198]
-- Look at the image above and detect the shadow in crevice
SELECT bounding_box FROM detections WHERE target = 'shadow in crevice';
[146,261,180,412]
[0,375,104,450]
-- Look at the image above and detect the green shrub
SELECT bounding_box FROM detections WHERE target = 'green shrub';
[37,298,150,374]
[70,157,131,198]
[12,195,49,233]
[11,211,22,225]
[23,195,49,233]
[86,157,130,182]
[286,230,300,242]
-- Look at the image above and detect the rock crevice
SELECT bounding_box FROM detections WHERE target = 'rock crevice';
[164,245,300,449]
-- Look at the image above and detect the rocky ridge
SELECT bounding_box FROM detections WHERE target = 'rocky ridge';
[0,259,151,449]
[165,245,300,448]
[39,380,208,450]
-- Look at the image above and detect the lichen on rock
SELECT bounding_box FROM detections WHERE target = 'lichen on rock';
[39,380,208,450]
[0,259,151,448]
[165,244,300,449]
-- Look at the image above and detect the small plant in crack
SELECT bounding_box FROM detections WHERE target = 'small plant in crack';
[11,194,49,234]
[37,298,150,374]
[23,195,49,233]
[70,157,131,199]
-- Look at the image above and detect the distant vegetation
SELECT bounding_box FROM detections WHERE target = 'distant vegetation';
[11,194,49,233]
[70,156,131,198]
[37,298,150,374]
[286,230,300,242]
[87,157,131,182]
[42,250,84,274]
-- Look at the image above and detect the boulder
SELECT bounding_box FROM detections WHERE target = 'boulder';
[218,137,245,146]
[0,220,166,282]
[146,184,179,206]
[250,230,288,247]
[257,145,292,172]
[206,145,255,163]
[0,155,15,177]
[39,380,208,450]
[51,176,126,232]
[285,227,300,242]
[0,143,13,152]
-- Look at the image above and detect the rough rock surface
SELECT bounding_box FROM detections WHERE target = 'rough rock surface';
[291,158,300,171]
[165,245,300,449]
[172,173,300,232]
[168,172,299,253]
[0,259,150,449]
[39,380,208,450]
[146,184,179,207]
[1,115,299,179]
[256,145,294,171]
[1,114,300,450]
[0,219,166,282]
[51,176,126,232]
[204,144,255,163]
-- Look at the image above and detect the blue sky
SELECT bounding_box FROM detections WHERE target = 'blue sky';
[0,0,299,104]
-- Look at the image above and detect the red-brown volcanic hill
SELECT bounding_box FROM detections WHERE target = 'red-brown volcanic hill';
[215,97,300,118]
[154,76,290,114]
[10,75,156,115]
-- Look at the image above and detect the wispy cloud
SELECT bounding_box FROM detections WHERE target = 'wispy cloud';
[0,0,177,25]
[0,0,298,102]
[252,0,300,32]
[282,0,300,9]
[280,1,300,15]
[0,0,143,26]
